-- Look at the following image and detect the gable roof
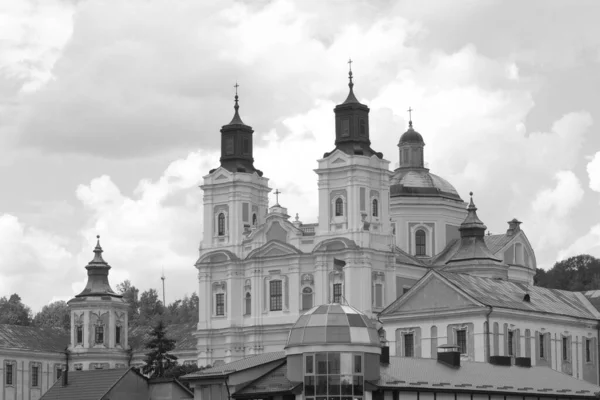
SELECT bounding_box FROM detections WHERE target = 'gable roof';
[392,246,426,267]
[233,362,299,398]
[129,322,197,353]
[484,234,514,254]
[0,324,69,353]
[378,357,600,397]
[40,368,137,400]
[182,351,286,379]
[438,271,600,319]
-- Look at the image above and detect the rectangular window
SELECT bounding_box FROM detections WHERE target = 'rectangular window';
[216,293,225,316]
[456,329,467,355]
[31,366,39,387]
[562,336,569,361]
[76,325,83,344]
[374,283,383,308]
[5,363,13,385]
[56,367,62,381]
[95,326,104,344]
[115,325,121,345]
[333,283,342,303]
[305,354,314,374]
[539,333,545,358]
[404,333,414,357]
[270,280,282,311]
[508,331,514,356]
[586,338,592,363]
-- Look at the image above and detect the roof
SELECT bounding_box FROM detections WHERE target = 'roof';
[583,290,600,312]
[182,351,286,378]
[233,363,298,398]
[0,324,68,353]
[399,125,424,144]
[378,357,599,396]
[393,246,426,267]
[128,322,197,353]
[74,237,122,299]
[390,169,462,201]
[40,368,136,400]
[484,233,513,254]
[438,271,600,319]
[286,303,380,348]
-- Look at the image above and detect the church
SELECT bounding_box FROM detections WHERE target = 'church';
[1,67,599,400]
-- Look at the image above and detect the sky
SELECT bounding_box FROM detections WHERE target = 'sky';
[1,0,599,312]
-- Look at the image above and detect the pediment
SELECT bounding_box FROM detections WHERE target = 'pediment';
[246,240,302,259]
[381,272,482,316]
[215,174,228,180]
[196,249,240,265]
[332,157,346,164]
[312,237,359,253]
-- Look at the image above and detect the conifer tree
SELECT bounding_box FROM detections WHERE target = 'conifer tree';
[142,320,178,378]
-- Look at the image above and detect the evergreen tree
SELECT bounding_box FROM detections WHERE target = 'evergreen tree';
[142,320,178,378]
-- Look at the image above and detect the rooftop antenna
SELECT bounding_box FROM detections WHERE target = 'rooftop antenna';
[161,268,166,306]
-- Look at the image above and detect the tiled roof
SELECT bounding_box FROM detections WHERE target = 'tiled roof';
[234,363,298,398]
[484,234,513,254]
[128,322,197,353]
[0,324,69,353]
[40,368,134,400]
[583,290,600,312]
[393,246,426,267]
[182,351,286,379]
[378,357,600,396]
[439,271,600,319]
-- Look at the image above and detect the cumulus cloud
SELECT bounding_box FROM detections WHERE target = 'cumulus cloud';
[588,151,600,193]
[558,224,600,260]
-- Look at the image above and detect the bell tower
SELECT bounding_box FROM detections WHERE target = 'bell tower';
[67,236,129,371]
[200,84,271,256]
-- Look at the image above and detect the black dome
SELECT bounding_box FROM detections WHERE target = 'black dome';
[399,127,424,144]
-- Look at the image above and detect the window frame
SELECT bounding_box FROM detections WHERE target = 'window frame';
[76,324,83,345]
[372,198,378,217]
[301,286,314,310]
[115,324,122,345]
[539,333,545,359]
[456,329,467,355]
[404,333,414,357]
[217,212,226,236]
[31,364,40,388]
[270,280,283,311]
[244,292,251,316]
[415,229,426,256]
[5,361,14,386]
[585,337,592,363]
[215,293,225,316]
[95,325,104,345]
[333,283,342,303]
[335,197,344,217]
[562,336,570,361]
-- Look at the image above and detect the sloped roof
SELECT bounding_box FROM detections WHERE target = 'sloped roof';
[0,324,68,353]
[233,363,299,398]
[484,234,513,254]
[439,271,600,319]
[583,290,600,312]
[182,351,286,378]
[393,246,426,267]
[429,239,460,266]
[128,322,197,353]
[378,357,599,397]
[40,368,136,400]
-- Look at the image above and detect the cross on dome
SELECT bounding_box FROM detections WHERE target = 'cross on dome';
[274,188,282,206]
[407,106,414,128]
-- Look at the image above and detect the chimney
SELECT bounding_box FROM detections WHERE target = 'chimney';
[437,344,460,368]
[61,369,68,387]
[380,346,390,365]
[506,218,522,236]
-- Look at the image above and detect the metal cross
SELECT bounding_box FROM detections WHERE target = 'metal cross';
[274,189,282,205]
[407,107,413,121]
[234,82,239,96]
[348,58,353,72]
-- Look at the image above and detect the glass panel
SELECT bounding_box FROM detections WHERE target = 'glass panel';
[313,305,329,314]
[353,354,362,373]
[306,355,314,374]
[307,314,328,327]
[327,313,349,326]
[304,327,326,343]
[329,304,344,314]
[347,314,366,327]
[316,375,328,395]
[328,353,341,374]
[341,353,353,374]
[294,315,310,328]
[368,327,380,344]
[305,376,315,395]
[349,327,370,343]
[328,374,341,395]
[288,328,304,345]
[353,376,363,395]
[340,375,353,395]
[327,326,351,343]
[316,353,328,374]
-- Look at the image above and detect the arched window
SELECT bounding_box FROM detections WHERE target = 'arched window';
[335,198,344,216]
[372,199,378,217]
[252,213,257,226]
[415,229,426,256]
[244,292,251,316]
[302,287,313,310]
[217,213,225,236]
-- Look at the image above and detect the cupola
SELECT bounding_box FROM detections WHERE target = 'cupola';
[398,108,425,169]
[75,236,121,298]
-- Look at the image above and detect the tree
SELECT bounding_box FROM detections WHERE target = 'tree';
[138,289,164,326]
[142,320,178,378]
[0,294,32,325]
[33,301,70,331]
[117,280,140,326]
[534,254,600,291]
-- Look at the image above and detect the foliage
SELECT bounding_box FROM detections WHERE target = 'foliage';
[163,293,199,324]
[0,294,32,325]
[138,288,165,326]
[117,280,140,325]
[142,320,178,378]
[164,363,208,390]
[33,301,70,331]
[534,254,600,291]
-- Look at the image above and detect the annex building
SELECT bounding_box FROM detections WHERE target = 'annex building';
[1,68,599,399]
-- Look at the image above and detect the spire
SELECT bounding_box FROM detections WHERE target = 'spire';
[74,235,121,298]
[228,82,245,125]
[342,58,360,104]
[460,192,487,234]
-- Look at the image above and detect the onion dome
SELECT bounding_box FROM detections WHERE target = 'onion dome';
[399,120,424,145]
[285,303,381,354]
[74,236,122,298]
[444,193,508,279]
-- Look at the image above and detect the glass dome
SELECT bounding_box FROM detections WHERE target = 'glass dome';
[285,304,380,348]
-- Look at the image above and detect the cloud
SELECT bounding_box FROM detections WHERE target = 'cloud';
[588,151,600,193]
[558,224,600,260]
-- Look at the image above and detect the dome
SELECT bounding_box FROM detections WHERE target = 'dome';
[285,304,380,349]
[399,126,424,144]
[391,169,462,201]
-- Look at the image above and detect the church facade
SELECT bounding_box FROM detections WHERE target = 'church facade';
[194,69,537,368]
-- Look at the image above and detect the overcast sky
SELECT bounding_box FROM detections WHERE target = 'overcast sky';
[1,0,599,311]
